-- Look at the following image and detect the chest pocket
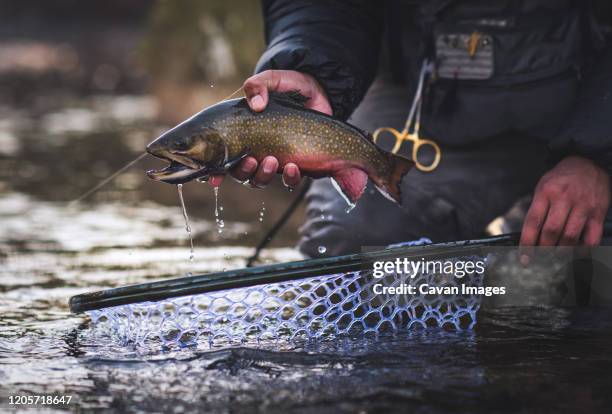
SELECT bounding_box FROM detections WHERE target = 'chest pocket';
[423,5,584,143]
[430,2,584,84]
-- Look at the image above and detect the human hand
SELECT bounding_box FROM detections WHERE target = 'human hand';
[519,155,611,264]
[208,70,332,189]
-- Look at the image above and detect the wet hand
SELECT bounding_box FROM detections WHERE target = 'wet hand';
[519,156,611,264]
[209,70,331,189]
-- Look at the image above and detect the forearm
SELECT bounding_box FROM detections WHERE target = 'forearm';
[256,0,384,120]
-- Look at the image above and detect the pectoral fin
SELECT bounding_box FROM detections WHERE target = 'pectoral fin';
[197,148,248,182]
[223,151,249,170]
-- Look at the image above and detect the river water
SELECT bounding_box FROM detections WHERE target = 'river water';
[1,96,612,413]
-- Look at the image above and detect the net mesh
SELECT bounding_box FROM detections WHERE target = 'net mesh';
[87,253,486,348]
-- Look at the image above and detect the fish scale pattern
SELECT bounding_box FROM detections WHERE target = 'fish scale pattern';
[87,256,485,348]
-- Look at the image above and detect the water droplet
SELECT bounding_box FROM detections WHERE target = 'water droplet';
[177,184,195,262]
[213,186,224,234]
[318,246,327,254]
[258,202,266,223]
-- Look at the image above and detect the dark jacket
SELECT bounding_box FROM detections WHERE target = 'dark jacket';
[255,0,612,171]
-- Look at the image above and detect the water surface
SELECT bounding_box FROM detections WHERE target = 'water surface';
[2,195,611,413]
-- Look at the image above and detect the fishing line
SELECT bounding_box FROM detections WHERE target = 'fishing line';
[68,152,147,206]
[221,85,244,101]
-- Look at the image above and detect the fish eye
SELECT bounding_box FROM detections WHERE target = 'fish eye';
[174,135,196,151]
[174,140,191,152]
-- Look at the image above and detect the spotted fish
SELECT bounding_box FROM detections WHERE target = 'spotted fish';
[146,92,414,204]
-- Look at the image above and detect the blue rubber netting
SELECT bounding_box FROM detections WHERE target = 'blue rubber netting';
[87,250,487,348]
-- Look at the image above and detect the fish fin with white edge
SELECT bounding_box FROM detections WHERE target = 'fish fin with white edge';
[330,168,369,206]
[371,153,414,205]
[223,150,249,170]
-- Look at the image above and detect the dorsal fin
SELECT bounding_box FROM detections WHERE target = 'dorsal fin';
[269,90,309,108]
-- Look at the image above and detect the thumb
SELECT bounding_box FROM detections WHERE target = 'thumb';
[249,93,266,112]
[243,75,271,112]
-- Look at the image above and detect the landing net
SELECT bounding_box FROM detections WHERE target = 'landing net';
[86,251,486,348]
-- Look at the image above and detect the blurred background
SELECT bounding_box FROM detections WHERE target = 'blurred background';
[0,0,309,266]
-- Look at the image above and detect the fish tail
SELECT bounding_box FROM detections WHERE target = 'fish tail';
[371,153,414,204]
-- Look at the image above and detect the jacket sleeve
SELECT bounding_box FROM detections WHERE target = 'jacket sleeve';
[549,42,612,172]
[255,0,384,120]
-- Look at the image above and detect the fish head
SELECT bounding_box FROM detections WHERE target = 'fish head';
[146,122,227,184]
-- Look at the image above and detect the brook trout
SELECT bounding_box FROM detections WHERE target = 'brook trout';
[146,92,413,204]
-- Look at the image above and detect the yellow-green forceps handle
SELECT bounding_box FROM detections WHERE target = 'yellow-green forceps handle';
[371,59,441,172]
[372,126,441,172]
[408,122,441,172]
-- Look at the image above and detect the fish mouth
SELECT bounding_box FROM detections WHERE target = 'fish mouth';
[146,152,213,184]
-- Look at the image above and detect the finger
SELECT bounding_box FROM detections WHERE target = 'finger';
[583,217,604,247]
[208,175,224,187]
[243,71,280,112]
[558,209,588,246]
[520,196,549,246]
[252,156,279,187]
[243,77,269,112]
[282,163,301,188]
[230,157,258,182]
[520,195,549,266]
[539,201,571,246]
